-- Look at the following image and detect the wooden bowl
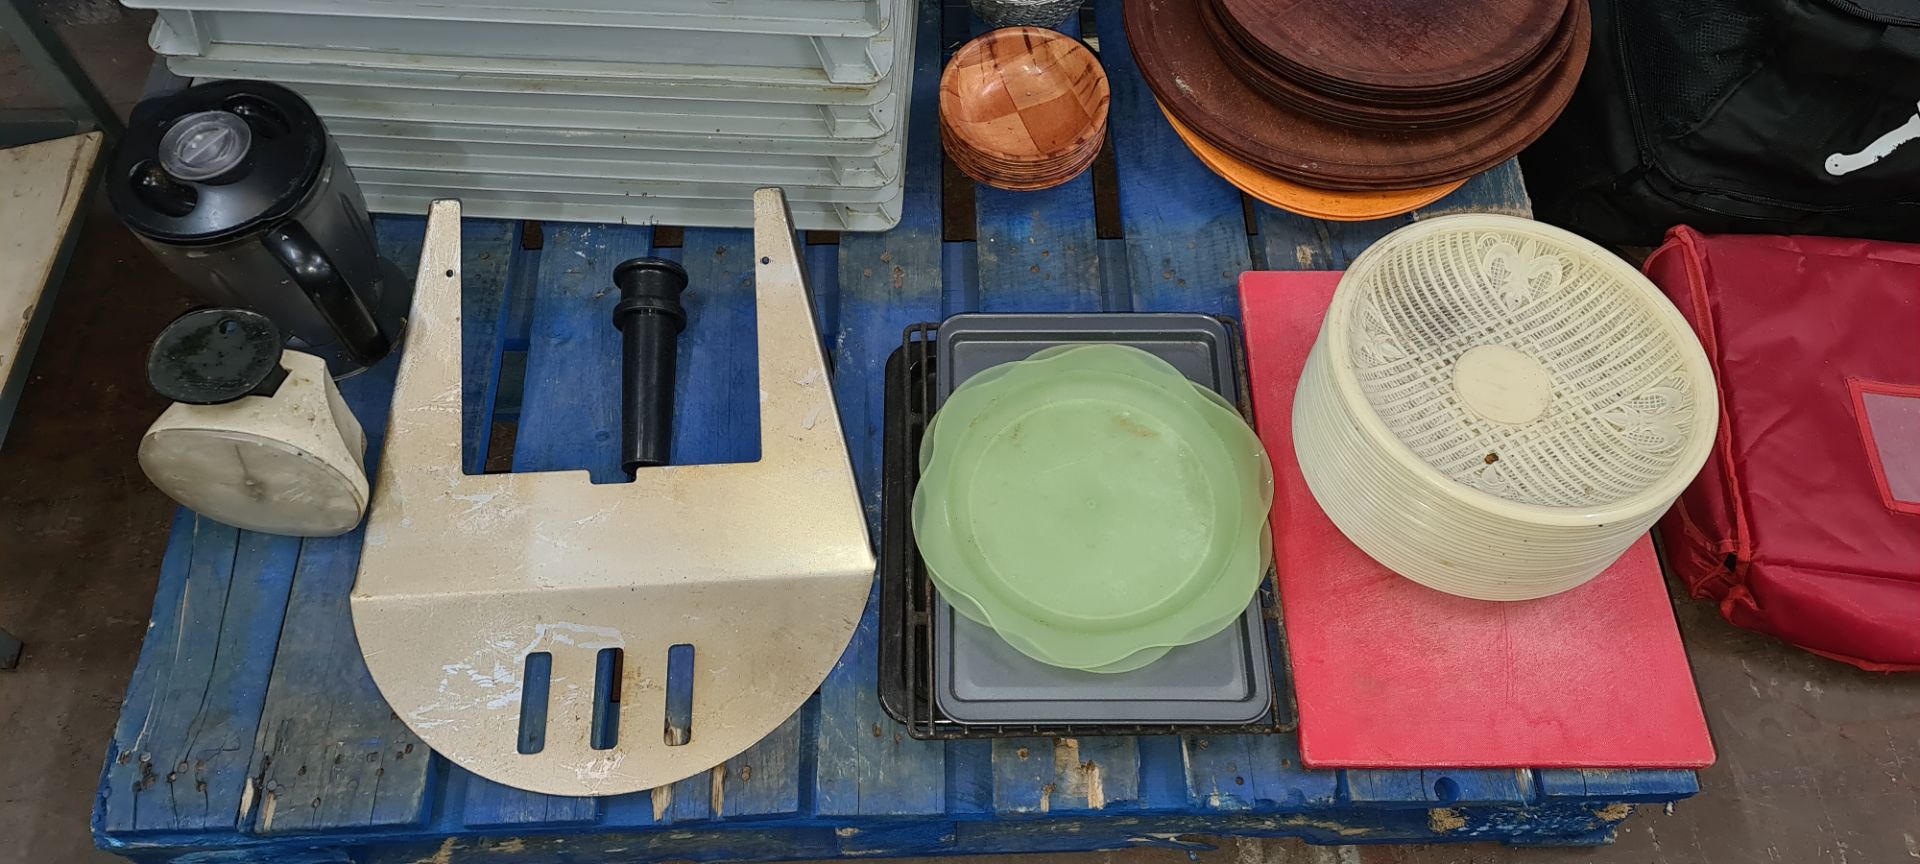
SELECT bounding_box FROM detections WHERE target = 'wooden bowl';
[940,27,1111,184]
[946,120,1105,190]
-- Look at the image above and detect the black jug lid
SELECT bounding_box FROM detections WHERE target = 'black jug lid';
[108,81,327,246]
[147,308,289,405]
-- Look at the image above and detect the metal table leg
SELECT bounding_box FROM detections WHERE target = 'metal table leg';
[0,0,122,147]
[0,626,21,670]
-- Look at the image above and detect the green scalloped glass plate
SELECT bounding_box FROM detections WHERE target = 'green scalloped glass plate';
[912,344,1274,672]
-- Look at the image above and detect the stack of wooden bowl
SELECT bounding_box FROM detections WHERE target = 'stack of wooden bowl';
[940,27,1111,192]
[1125,0,1588,204]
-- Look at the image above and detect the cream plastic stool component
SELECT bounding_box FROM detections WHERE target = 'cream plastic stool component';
[1292,214,1717,601]
[139,308,369,538]
[352,190,875,797]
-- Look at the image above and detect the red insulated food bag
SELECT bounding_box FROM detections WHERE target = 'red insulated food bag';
[1645,227,1920,671]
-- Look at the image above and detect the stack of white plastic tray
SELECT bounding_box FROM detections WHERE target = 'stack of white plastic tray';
[125,0,915,230]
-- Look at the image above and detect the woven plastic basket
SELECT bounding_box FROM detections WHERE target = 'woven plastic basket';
[1292,215,1717,600]
[969,0,1078,28]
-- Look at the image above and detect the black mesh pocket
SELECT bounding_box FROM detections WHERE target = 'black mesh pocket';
[1617,0,1773,143]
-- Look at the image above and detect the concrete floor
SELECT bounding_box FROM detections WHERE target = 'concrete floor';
[2,3,1918,863]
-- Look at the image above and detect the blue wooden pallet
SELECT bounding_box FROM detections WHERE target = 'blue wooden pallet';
[91,2,1697,861]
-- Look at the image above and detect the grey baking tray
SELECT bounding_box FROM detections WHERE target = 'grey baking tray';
[931,313,1274,726]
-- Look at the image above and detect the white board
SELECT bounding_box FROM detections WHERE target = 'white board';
[0,132,103,448]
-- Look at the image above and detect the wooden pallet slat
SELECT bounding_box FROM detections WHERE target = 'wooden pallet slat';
[101,516,303,834]
[966,16,1102,314]
[940,241,979,318]
[970,159,1102,314]
[955,13,1152,818]
[806,242,840,339]
[1538,768,1700,802]
[432,220,602,829]
[1133,736,1192,810]
[661,224,782,824]
[666,766,717,824]
[1431,770,1537,806]
[1249,163,1538,809]
[670,228,762,467]
[1251,207,1403,273]
[718,702,812,819]
[245,359,433,835]
[514,222,653,480]
[462,776,600,828]
[1343,770,1428,805]
[1183,730,1337,811]
[373,218,428,290]
[1251,161,1531,272]
[1088,0,1333,814]
[1095,235,1133,310]
[1093,0,1250,316]
[812,0,949,821]
[1416,162,1533,221]
[942,738,996,816]
[988,738,1052,814]
[429,218,604,831]
[454,219,527,474]
[1031,737,1144,812]
[89,1,1708,855]
[475,220,656,826]
[100,509,197,833]
[1342,768,1533,807]
[704,241,843,823]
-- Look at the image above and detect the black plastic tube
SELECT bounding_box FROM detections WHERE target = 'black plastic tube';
[611,257,688,476]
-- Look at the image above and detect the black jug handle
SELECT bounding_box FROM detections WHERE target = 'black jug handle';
[261,221,387,367]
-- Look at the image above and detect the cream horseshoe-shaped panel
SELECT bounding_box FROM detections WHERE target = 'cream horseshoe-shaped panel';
[351,190,875,796]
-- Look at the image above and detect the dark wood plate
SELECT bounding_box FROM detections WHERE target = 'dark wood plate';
[1240,29,1548,106]
[1201,0,1575,131]
[1124,0,1589,190]
[1212,0,1568,96]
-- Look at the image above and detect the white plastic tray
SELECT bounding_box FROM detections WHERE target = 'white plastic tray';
[164,46,899,107]
[264,81,897,141]
[148,10,896,83]
[159,0,916,229]
[122,0,889,38]
[322,117,903,161]
[335,135,898,189]
[347,166,904,206]
[362,186,903,232]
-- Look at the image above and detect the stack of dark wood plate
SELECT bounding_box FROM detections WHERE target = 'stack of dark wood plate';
[1125,0,1589,192]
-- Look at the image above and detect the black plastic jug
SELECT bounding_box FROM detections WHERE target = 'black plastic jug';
[109,80,411,377]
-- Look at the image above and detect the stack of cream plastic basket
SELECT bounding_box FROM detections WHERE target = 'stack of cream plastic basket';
[125,0,916,231]
[1292,214,1717,602]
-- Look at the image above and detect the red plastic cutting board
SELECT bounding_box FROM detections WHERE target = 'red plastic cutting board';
[1240,270,1715,769]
